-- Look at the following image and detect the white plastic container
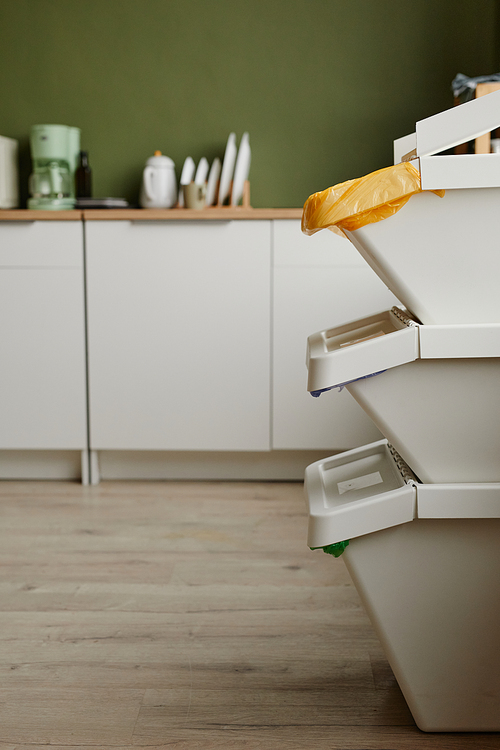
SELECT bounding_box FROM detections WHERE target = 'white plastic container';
[305,440,500,732]
[0,135,19,209]
[345,187,500,325]
[306,308,500,482]
[344,90,500,325]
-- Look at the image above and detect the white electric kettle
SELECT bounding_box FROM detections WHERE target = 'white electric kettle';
[139,151,177,208]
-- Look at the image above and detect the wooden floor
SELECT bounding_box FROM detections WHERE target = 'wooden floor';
[0,480,499,750]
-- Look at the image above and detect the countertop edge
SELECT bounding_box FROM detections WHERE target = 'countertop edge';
[0,210,83,221]
[0,208,304,221]
[82,207,304,220]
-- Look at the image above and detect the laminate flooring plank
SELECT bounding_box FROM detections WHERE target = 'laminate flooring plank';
[0,687,144,745]
[0,580,350,612]
[135,686,414,728]
[3,736,500,750]
[0,657,382,692]
[0,606,373,642]
[0,553,343,586]
[1,737,500,750]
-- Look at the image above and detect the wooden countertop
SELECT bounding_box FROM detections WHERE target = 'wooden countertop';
[0,210,82,221]
[83,207,303,220]
[0,208,303,221]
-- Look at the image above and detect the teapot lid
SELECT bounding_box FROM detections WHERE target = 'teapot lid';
[146,151,175,168]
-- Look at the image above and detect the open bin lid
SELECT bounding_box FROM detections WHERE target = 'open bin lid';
[416,89,500,157]
[306,308,418,394]
[305,440,416,548]
[394,88,500,189]
[307,307,500,394]
[305,440,500,549]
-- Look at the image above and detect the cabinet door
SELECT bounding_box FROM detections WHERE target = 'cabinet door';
[86,220,271,450]
[272,220,398,450]
[0,222,87,449]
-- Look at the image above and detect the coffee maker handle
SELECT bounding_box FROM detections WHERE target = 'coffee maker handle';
[143,166,157,201]
[49,161,62,195]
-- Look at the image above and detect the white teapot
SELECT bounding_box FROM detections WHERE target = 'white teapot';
[139,151,177,208]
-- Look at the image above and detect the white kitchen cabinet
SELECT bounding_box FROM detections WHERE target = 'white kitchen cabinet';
[85,220,271,451]
[0,221,87,452]
[272,220,398,450]
[0,213,401,482]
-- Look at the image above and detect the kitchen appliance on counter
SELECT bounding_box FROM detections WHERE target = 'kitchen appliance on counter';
[139,151,177,209]
[28,124,80,210]
[0,135,19,208]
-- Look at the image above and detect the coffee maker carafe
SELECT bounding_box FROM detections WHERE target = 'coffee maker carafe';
[28,124,80,210]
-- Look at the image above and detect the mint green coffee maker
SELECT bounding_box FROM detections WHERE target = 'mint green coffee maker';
[28,124,80,209]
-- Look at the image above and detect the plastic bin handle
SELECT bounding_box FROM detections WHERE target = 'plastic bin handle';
[305,479,416,548]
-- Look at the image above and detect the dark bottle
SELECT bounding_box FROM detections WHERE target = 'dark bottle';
[75,150,92,198]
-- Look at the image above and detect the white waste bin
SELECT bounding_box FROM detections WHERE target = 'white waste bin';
[305,439,500,732]
[344,187,500,325]
[303,90,500,325]
[306,307,500,483]
[302,91,500,733]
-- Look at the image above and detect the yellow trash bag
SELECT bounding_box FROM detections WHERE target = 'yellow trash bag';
[302,161,444,237]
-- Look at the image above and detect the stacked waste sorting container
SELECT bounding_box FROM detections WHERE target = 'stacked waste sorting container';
[301,91,500,732]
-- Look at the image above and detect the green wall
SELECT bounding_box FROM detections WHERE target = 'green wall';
[0,0,497,208]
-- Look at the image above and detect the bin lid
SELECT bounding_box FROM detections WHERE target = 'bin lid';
[307,308,500,393]
[416,88,500,157]
[394,90,500,189]
[305,440,417,548]
[306,308,418,393]
[305,440,500,549]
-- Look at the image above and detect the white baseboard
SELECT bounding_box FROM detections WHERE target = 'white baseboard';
[0,449,343,483]
[95,449,340,481]
[0,451,85,481]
